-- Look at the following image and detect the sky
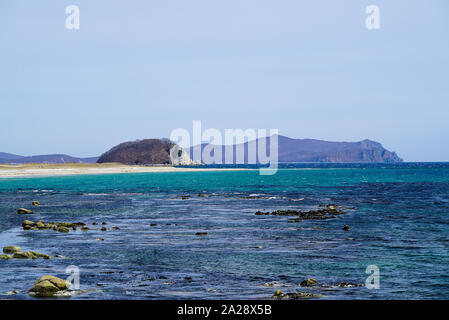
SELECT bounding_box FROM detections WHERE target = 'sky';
[0,0,448,161]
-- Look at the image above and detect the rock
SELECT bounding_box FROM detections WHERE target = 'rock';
[282,291,323,300]
[195,232,208,236]
[72,222,86,227]
[81,226,90,231]
[57,222,72,228]
[22,220,35,228]
[6,290,19,295]
[342,225,350,231]
[32,201,40,206]
[271,290,283,298]
[12,251,49,259]
[13,251,37,259]
[92,222,98,225]
[29,275,71,297]
[300,278,320,287]
[257,206,346,221]
[336,282,364,288]
[57,226,70,233]
[272,289,322,299]
[17,208,33,214]
[30,251,51,259]
[262,281,284,287]
[36,221,45,229]
[102,222,107,225]
[0,254,12,260]
[101,227,107,231]
[111,227,120,230]
[3,246,22,254]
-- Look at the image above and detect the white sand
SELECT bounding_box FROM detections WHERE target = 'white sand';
[0,163,248,178]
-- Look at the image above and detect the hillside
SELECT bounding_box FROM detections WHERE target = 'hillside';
[97,139,190,165]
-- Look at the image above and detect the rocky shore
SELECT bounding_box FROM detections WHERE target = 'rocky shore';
[1,195,361,299]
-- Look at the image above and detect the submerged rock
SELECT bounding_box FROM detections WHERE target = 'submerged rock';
[81,226,90,231]
[32,201,40,206]
[57,226,70,233]
[342,225,350,231]
[6,290,19,295]
[17,208,33,214]
[257,205,347,222]
[272,289,322,300]
[300,278,320,287]
[29,275,71,297]
[101,227,107,231]
[12,251,50,259]
[3,246,22,254]
[336,282,364,288]
[195,232,208,236]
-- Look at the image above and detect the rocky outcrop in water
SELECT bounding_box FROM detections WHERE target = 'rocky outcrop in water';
[1,246,50,260]
[255,205,346,221]
[29,276,71,297]
[271,289,323,300]
[17,208,33,214]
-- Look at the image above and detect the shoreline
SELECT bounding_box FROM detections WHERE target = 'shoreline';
[0,163,251,179]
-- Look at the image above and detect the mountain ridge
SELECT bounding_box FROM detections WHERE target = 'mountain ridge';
[0,153,99,164]
[0,135,403,164]
[188,135,403,163]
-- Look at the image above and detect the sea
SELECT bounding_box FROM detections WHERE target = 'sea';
[0,163,448,300]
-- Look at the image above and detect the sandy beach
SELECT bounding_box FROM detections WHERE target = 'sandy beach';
[0,163,247,178]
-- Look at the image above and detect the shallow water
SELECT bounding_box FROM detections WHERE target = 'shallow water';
[0,164,448,299]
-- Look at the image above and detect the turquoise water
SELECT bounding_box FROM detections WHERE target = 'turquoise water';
[0,165,448,299]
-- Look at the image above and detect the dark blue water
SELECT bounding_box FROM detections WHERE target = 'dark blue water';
[1,163,448,299]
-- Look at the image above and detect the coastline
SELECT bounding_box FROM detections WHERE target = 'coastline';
[0,163,250,179]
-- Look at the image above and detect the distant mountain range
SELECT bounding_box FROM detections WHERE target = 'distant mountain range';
[0,153,98,164]
[189,135,403,163]
[0,135,403,165]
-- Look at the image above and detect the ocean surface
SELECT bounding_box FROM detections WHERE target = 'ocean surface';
[0,163,448,300]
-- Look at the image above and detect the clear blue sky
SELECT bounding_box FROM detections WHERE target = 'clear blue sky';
[1,0,448,161]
